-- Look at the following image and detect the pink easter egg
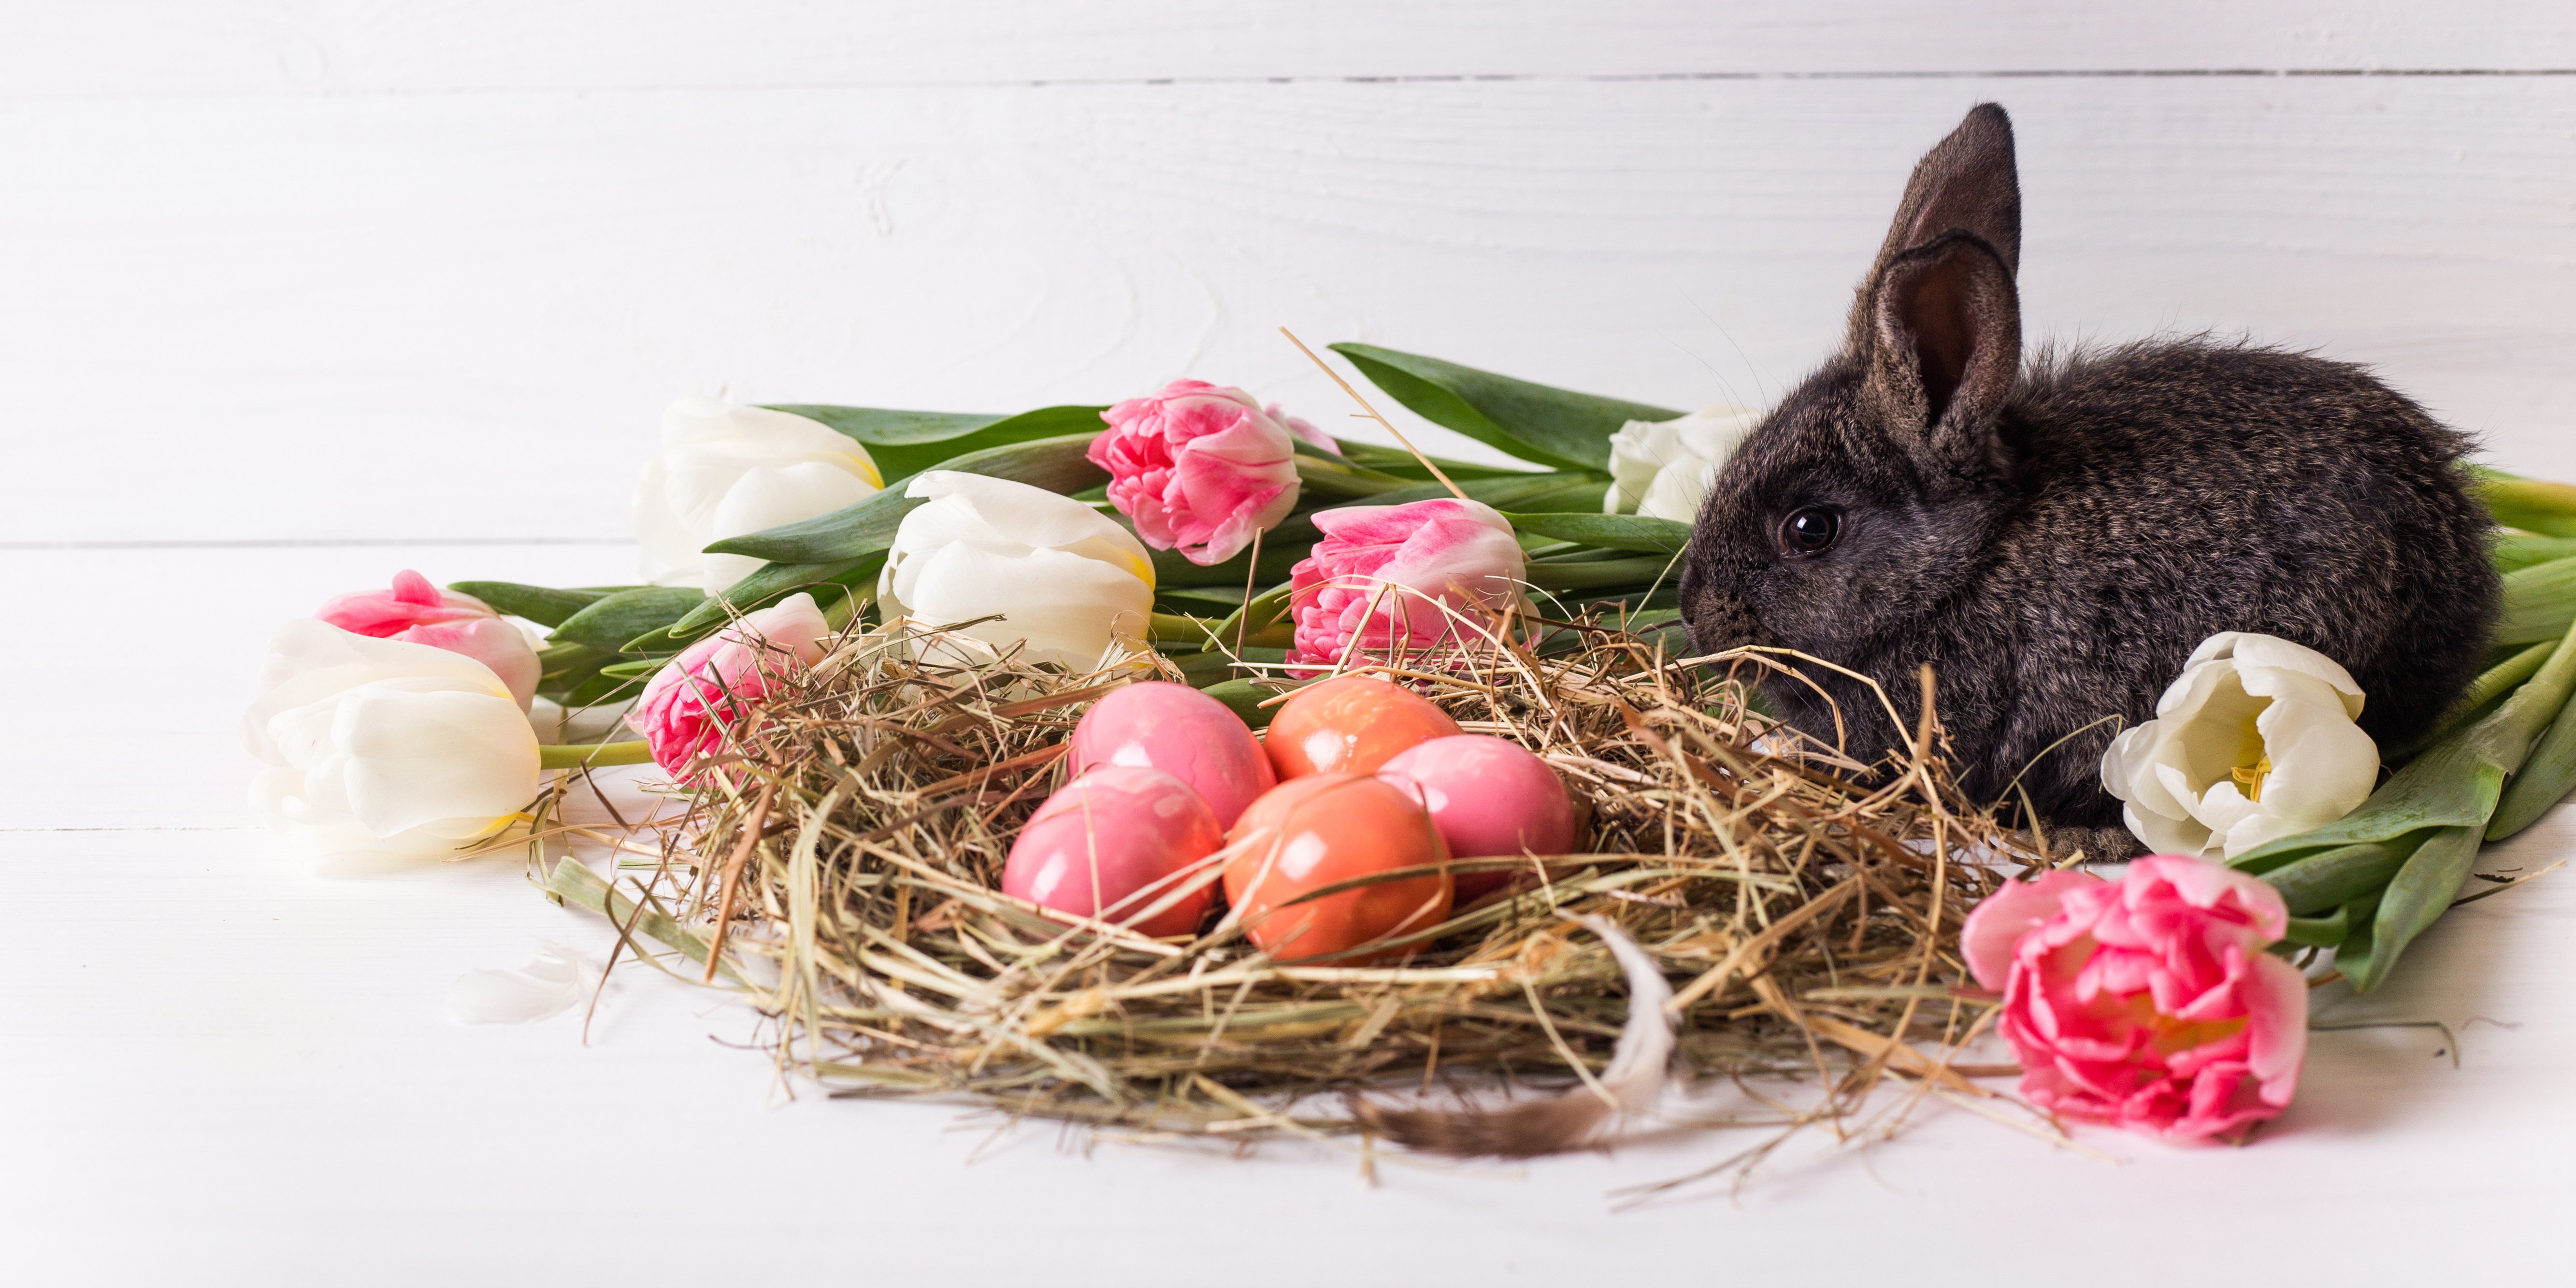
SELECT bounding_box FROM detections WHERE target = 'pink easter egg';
[1377,735,1580,902]
[1003,766,1223,938]
[1067,681,1276,827]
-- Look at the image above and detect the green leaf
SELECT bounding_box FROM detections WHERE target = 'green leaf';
[1198,678,1290,727]
[2479,474,2576,538]
[1358,471,1611,514]
[1170,650,1290,691]
[1292,451,1416,501]
[658,556,884,645]
[2389,638,2556,759]
[770,404,1108,486]
[1523,556,1673,593]
[1329,440,1544,482]
[2234,617,2576,871]
[706,433,1109,564]
[2495,533,2576,573]
[2489,681,2576,840]
[2497,556,2576,645]
[2258,837,2422,913]
[532,641,615,702]
[449,582,625,629]
[1329,342,1680,472]
[2349,825,2484,992]
[2280,903,2352,948]
[1500,512,1694,555]
[549,587,706,650]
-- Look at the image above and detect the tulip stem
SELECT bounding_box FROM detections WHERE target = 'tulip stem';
[539,740,656,769]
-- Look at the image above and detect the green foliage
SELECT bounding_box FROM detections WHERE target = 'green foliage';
[448,582,626,628]
[1329,343,1679,472]
[549,587,706,651]
[1501,511,1693,555]
[772,404,1108,486]
[2238,619,2576,990]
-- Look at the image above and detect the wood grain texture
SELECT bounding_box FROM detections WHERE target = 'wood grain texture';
[4,74,2568,545]
[9,0,2575,97]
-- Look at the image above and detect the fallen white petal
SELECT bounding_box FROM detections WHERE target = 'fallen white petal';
[446,941,600,1025]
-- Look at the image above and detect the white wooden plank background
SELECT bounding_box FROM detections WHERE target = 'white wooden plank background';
[3,4,2573,1283]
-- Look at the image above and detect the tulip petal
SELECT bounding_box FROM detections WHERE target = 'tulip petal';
[898,542,1153,670]
[447,941,600,1025]
[634,398,881,588]
[1960,870,2100,989]
[2242,951,2310,1104]
[332,686,543,838]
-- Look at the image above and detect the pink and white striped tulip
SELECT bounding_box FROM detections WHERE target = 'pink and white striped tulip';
[1283,499,1526,670]
[316,571,541,710]
[1090,380,1336,566]
[625,593,833,777]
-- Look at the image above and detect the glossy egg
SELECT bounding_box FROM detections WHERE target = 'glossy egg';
[1003,766,1223,938]
[1263,675,1463,779]
[1222,774,1453,963]
[1067,681,1275,827]
[1378,735,1581,903]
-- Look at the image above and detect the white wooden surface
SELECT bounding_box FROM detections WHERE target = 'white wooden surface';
[4,4,2573,1283]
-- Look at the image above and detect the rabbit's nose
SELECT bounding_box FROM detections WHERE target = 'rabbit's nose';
[1682,584,1773,655]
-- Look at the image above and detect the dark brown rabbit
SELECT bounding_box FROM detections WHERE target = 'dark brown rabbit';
[1677,103,2497,852]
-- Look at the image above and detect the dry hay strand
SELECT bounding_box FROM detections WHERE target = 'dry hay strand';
[557,612,2055,1169]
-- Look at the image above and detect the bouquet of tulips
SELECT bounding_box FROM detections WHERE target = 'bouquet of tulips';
[241,342,1723,866]
[242,338,2576,1152]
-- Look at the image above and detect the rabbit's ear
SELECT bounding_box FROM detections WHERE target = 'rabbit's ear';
[1888,102,2019,275]
[1848,105,2021,351]
[1860,230,2021,475]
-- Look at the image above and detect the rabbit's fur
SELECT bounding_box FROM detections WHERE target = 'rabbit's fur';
[1677,104,2497,846]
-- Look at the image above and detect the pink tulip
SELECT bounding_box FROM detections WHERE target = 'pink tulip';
[1961,856,2308,1143]
[1090,380,1336,566]
[625,593,832,777]
[1283,498,1527,670]
[316,570,540,710]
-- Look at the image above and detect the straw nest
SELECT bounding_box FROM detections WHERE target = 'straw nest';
[560,611,2056,1174]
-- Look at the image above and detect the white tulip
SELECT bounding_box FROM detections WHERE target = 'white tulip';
[244,619,543,861]
[878,471,1157,669]
[1604,404,1762,522]
[633,396,884,595]
[2101,631,2381,860]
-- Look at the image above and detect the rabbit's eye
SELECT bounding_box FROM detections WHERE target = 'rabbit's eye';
[1779,506,1841,558]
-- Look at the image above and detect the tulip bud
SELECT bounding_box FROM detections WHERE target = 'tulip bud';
[1283,498,1526,670]
[878,471,1157,670]
[1603,405,1759,521]
[633,396,883,594]
[1091,380,1334,566]
[243,620,542,860]
[316,570,541,710]
[626,593,832,777]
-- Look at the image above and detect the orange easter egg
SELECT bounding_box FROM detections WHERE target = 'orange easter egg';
[1263,675,1462,779]
[1222,774,1453,964]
